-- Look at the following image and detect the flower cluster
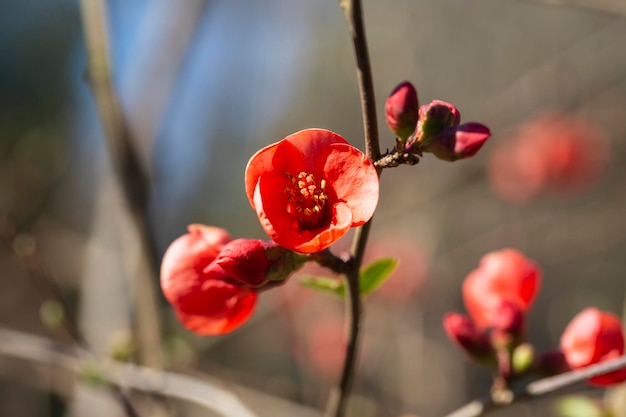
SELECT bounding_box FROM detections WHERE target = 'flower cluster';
[384,81,491,161]
[161,129,380,335]
[444,248,626,386]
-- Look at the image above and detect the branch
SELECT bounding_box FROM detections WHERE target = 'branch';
[443,355,626,417]
[325,0,381,415]
[0,328,261,417]
[374,149,420,169]
[79,0,162,368]
[340,0,381,162]
[522,0,626,17]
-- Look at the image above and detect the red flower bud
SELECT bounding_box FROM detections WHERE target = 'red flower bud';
[160,225,257,335]
[535,350,569,376]
[413,100,460,147]
[214,239,304,288]
[490,300,525,348]
[213,239,271,288]
[560,308,626,386]
[443,312,493,362]
[427,122,491,162]
[463,249,541,330]
[385,81,419,141]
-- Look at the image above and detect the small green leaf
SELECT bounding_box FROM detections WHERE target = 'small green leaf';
[300,276,344,296]
[556,396,604,417]
[359,257,398,296]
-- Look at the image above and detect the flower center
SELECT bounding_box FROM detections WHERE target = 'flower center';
[284,171,327,230]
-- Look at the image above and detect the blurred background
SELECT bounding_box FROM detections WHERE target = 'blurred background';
[2,0,626,416]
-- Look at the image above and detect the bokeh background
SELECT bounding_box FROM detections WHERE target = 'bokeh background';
[2,0,626,416]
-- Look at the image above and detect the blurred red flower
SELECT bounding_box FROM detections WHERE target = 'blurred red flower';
[560,308,626,386]
[366,235,429,303]
[245,128,379,253]
[489,113,609,203]
[160,225,257,335]
[462,249,541,329]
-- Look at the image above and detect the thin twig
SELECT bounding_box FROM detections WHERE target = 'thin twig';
[0,328,260,417]
[374,149,420,169]
[0,225,141,417]
[521,0,626,17]
[325,0,381,415]
[79,0,162,368]
[340,0,381,161]
[443,355,626,417]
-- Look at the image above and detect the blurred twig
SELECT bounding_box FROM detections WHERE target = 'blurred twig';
[443,355,626,417]
[522,0,626,16]
[79,0,162,368]
[0,327,260,417]
[0,222,141,417]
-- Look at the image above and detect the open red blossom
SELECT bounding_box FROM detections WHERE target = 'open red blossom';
[245,128,379,253]
[160,225,257,335]
[560,308,626,386]
[463,249,541,330]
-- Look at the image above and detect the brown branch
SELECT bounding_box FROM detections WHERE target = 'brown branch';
[374,149,420,169]
[79,0,162,368]
[340,0,381,162]
[325,0,383,415]
[443,355,626,417]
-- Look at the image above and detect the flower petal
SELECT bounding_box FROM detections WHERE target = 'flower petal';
[245,129,348,207]
[316,143,379,225]
[174,290,257,335]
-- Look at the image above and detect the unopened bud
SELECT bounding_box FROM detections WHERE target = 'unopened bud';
[213,239,271,288]
[427,122,491,162]
[490,300,525,348]
[214,239,304,288]
[512,343,535,375]
[263,241,306,282]
[385,81,419,142]
[443,312,494,362]
[413,100,460,148]
[536,350,569,376]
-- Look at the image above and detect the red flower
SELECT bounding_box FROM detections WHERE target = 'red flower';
[160,225,257,335]
[245,128,379,253]
[560,308,626,386]
[488,113,609,204]
[462,249,541,329]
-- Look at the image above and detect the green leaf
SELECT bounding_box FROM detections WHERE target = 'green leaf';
[358,258,398,296]
[556,396,604,417]
[299,275,344,296]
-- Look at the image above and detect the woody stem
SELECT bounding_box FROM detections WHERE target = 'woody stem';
[324,0,381,416]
